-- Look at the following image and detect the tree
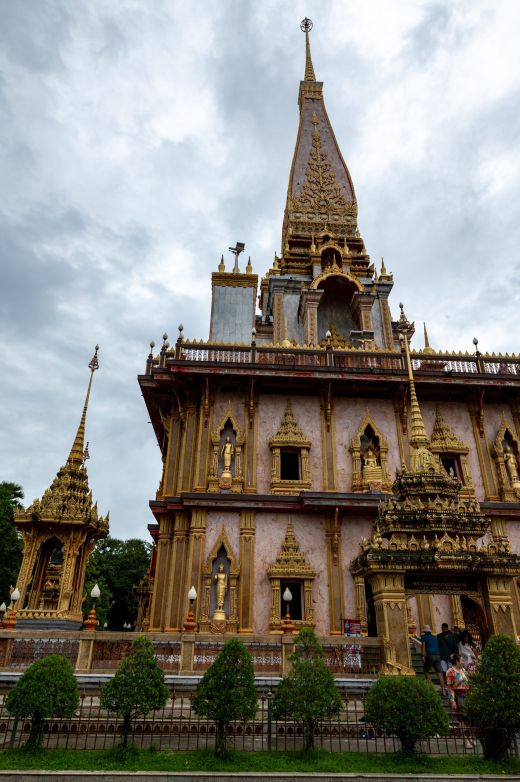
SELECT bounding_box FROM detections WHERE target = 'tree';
[6,655,79,748]
[100,635,169,747]
[192,638,258,758]
[365,675,449,755]
[271,628,343,752]
[464,634,520,760]
[0,482,23,604]
[84,538,151,629]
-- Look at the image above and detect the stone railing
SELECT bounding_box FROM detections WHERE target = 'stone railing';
[146,340,520,378]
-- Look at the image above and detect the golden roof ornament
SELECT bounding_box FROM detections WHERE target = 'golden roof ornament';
[423,323,434,355]
[67,345,100,465]
[300,18,316,82]
[270,400,311,448]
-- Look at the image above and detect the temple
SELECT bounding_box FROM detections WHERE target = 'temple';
[136,20,520,672]
[11,346,109,629]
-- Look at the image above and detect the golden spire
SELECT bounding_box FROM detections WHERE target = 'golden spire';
[301,18,316,81]
[67,346,100,465]
[423,323,434,355]
[400,329,435,473]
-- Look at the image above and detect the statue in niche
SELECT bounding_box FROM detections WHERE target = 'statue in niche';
[361,437,382,486]
[221,436,235,474]
[213,564,228,621]
[218,434,235,490]
[504,445,520,486]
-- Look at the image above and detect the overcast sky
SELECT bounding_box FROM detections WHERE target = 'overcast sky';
[1,0,520,541]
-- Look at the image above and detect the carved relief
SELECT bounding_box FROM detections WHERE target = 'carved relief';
[349,413,391,492]
[207,402,245,493]
[492,414,520,501]
[269,401,312,494]
[429,406,474,496]
[267,520,315,632]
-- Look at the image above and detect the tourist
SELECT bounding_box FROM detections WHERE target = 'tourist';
[437,622,458,676]
[458,630,478,672]
[453,626,462,645]
[446,651,473,749]
[421,625,446,696]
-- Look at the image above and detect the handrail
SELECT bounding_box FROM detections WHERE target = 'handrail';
[145,340,520,377]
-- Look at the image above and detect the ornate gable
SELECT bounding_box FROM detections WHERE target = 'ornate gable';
[267,520,315,580]
[430,407,469,454]
[270,401,310,449]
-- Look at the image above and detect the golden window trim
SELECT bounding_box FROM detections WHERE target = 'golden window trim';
[429,406,474,495]
[270,401,312,494]
[267,520,315,632]
[349,412,391,492]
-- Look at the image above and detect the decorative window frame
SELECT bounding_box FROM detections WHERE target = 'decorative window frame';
[269,401,312,494]
[349,413,391,492]
[492,414,520,501]
[207,402,245,493]
[198,527,240,634]
[429,406,474,497]
[267,520,315,632]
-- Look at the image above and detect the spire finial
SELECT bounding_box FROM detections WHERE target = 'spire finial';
[300,18,316,81]
[399,331,436,473]
[68,345,100,465]
[423,323,434,355]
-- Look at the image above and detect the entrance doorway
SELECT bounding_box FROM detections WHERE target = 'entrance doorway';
[461,595,487,650]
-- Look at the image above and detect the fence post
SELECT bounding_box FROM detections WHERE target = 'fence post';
[180,633,195,674]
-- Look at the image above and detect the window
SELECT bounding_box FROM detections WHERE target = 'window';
[440,454,463,482]
[280,580,303,620]
[280,450,300,481]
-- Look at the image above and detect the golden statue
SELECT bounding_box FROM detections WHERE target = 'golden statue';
[362,443,383,485]
[221,436,234,473]
[213,564,228,620]
[505,446,520,485]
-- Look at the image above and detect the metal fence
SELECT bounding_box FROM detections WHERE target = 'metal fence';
[0,690,482,756]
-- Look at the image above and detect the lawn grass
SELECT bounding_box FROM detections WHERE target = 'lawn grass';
[0,747,520,775]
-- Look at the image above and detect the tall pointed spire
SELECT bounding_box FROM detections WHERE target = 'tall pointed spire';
[67,345,100,465]
[301,17,316,81]
[423,323,434,355]
[400,325,437,473]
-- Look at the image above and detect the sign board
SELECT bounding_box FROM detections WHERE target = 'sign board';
[344,618,361,636]
[404,574,480,594]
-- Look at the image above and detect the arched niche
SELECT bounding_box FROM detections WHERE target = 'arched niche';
[349,414,391,492]
[320,242,344,273]
[207,402,245,493]
[198,528,240,633]
[23,535,65,611]
[311,270,364,346]
[429,406,474,496]
[493,415,520,500]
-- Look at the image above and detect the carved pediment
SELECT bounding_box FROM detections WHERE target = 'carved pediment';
[267,520,315,580]
[270,401,311,449]
[430,407,468,454]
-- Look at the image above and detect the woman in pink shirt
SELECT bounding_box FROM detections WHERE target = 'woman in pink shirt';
[446,651,473,749]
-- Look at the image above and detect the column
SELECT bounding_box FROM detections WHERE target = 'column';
[485,576,518,637]
[238,511,256,632]
[178,396,199,493]
[164,412,183,496]
[244,380,258,493]
[354,576,368,636]
[325,511,344,635]
[300,289,323,346]
[148,515,174,630]
[450,594,464,630]
[194,384,213,491]
[369,572,412,671]
[167,512,190,630]
[184,510,207,624]
[320,384,336,490]
[468,397,498,499]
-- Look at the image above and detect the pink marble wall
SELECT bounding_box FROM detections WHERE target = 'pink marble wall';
[334,398,402,489]
[205,511,240,564]
[431,594,452,634]
[256,396,323,494]
[253,513,329,635]
[341,517,373,616]
[212,393,246,435]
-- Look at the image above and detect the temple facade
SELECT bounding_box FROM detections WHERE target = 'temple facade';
[138,20,520,671]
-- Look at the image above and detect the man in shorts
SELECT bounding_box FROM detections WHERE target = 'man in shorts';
[421,625,446,696]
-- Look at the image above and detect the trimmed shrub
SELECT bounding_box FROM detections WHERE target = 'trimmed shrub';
[6,655,79,748]
[464,634,520,760]
[192,638,257,758]
[365,675,449,755]
[271,629,343,752]
[100,635,169,747]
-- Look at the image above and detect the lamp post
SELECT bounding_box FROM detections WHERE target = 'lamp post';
[83,583,100,631]
[473,336,484,372]
[0,602,6,628]
[4,588,20,630]
[183,586,198,632]
[282,587,295,634]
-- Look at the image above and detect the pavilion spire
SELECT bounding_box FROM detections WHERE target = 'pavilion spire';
[67,345,100,465]
[301,17,316,81]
